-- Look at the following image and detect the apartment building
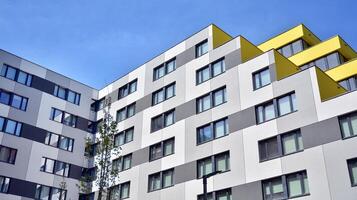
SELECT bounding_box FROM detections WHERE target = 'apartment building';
[0,24,357,200]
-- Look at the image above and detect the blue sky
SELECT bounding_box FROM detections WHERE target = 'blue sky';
[1,0,356,89]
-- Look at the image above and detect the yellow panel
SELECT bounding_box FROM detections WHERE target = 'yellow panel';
[326,59,357,81]
[240,36,263,63]
[289,36,357,67]
[315,67,346,101]
[274,50,300,80]
[258,24,320,52]
[212,24,233,49]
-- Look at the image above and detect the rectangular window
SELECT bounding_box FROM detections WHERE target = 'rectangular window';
[113,153,132,172]
[1,118,22,136]
[152,82,176,105]
[40,157,71,177]
[196,39,208,58]
[151,109,175,132]
[118,79,138,99]
[45,132,74,151]
[339,76,357,92]
[256,92,297,124]
[339,111,357,139]
[259,130,303,161]
[196,58,225,84]
[253,68,271,90]
[197,151,229,178]
[116,103,136,122]
[347,158,357,186]
[149,138,175,161]
[54,85,81,105]
[197,118,228,144]
[0,145,17,164]
[197,87,226,113]
[153,58,176,81]
[0,176,10,193]
[0,90,28,111]
[262,171,309,200]
[277,39,307,57]
[35,184,66,200]
[299,52,343,71]
[50,108,77,127]
[148,168,174,192]
[114,127,134,146]
[1,64,33,86]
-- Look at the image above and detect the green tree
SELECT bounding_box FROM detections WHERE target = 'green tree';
[78,98,121,200]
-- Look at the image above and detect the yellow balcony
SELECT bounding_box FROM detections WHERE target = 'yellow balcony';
[258,24,320,52]
[288,36,357,67]
[326,58,357,81]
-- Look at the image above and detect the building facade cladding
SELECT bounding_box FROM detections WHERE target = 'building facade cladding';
[0,24,357,200]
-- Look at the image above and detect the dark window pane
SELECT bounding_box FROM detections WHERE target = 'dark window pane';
[17,71,28,85]
[0,91,10,105]
[11,95,22,109]
[5,66,16,80]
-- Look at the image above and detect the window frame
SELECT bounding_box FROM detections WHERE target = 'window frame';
[153,58,176,81]
[196,86,227,114]
[196,57,225,85]
[259,129,303,162]
[50,108,78,128]
[0,117,22,136]
[347,158,357,187]
[40,157,71,177]
[0,145,17,164]
[118,79,138,100]
[114,127,134,146]
[252,67,271,90]
[152,82,176,106]
[150,109,175,133]
[339,111,357,139]
[0,89,28,111]
[0,175,10,193]
[195,39,209,58]
[113,153,132,172]
[149,137,175,161]
[148,168,175,192]
[53,85,81,105]
[1,64,33,86]
[116,103,136,122]
[197,151,230,179]
[45,132,74,152]
[35,184,67,200]
[197,117,229,145]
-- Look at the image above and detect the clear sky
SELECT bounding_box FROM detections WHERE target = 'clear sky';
[1,0,356,89]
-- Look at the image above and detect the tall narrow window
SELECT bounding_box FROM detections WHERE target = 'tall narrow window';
[347,158,357,186]
[196,40,208,58]
[0,176,10,193]
[253,68,271,90]
[281,131,303,155]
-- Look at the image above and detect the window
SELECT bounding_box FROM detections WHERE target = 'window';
[0,117,22,136]
[79,193,95,200]
[259,130,303,161]
[35,184,66,200]
[116,103,136,122]
[151,109,175,132]
[1,64,33,86]
[114,127,134,146]
[197,87,226,113]
[113,153,132,172]
[0,176,10,193]
[40,157,70,177]
[152,82,176,105]
[256,92,297,123]
[149,138,175,161]
[118,79,138,99]
[0,145,17,164]
[339,76,357,92]
[148,168,174,192]
[339,111,357,139]
[347,158,357,186]
[153,58,176,81]
[50,108,77,127]
[196,40,208,58]
[277,39,308,57]
[109,182,130,200]
[300,52,344,71]
[197,151,229,178]
[196,58,226,84]
[262,171,309,200]
[253,68,271,90]
[0,90,28,111]
[54,85,81,105]
[91,98,105,112]
[198,188,232,200]
[197,118,228,144]
[45,132,74,151]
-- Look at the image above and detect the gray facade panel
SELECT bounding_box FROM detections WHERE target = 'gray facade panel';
[225,49,241,70]
[228,107,256,133]
[21,123,47,143]
[31,75,55,95]
[232,181,263,200]
[8,178,37,199]
[136,94,152,114]
[176,46,196,68]
[301,117,342,149]
[69,164,83,180]
[174,161,196,184]
[176,99,196,122]
[132,147,150,167]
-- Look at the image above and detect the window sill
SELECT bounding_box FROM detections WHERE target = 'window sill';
[152,95,176,107]
[196,71,226,86]
[288,193,310,199]
[197,169,230,179]
[196,133,229,146]
[259,149,304,163]
[0,160,15,165]
[197,101,227,114]
[256,110,298,125]
[253,82,271,91]
[149,152,175,162]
